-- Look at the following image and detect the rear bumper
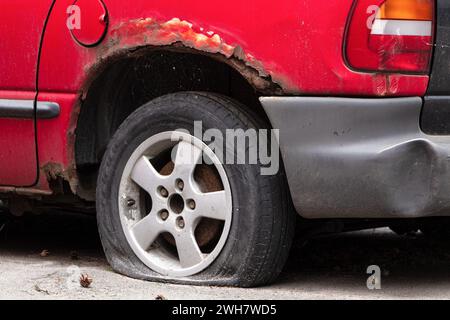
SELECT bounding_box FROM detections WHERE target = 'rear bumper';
[260,96,450,219]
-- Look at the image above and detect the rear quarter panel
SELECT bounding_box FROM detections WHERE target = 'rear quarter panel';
[35,0,430,190]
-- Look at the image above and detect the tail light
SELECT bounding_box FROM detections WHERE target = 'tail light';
[345,0,434,73]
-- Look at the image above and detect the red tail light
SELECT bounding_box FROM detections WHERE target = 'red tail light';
[345,0,434,73]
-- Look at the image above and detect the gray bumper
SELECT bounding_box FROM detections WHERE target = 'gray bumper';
[260,97,450,219]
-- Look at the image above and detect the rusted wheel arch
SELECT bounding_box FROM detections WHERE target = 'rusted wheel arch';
[73,44,281,200]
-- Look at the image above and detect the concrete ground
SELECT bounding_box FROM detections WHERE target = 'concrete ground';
[1,211,450,300]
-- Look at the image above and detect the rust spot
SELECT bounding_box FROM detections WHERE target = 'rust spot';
[69,18,298,199]
[41,162,64,181]
[110,18,237,58]
[65,103,81,195]
[41,162,79,196]
[86,17,295,94]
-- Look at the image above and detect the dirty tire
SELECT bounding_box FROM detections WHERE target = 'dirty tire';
[96,92,295,287]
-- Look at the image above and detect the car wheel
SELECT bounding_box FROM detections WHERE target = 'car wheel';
[96,92,295,287]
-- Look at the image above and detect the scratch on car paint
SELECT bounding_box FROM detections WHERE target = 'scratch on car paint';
[369,73,406,96]
[91,17,296,94]
[387,75,399,95]
[372,74,389,96]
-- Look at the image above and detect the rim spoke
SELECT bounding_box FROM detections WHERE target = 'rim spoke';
[120,131,233,275]
[130,156,164,194]
[175,230,204,268]
[173,140,203,176]
[194,190,228,221]
[131,214,161,251]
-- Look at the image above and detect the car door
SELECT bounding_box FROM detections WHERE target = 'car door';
[0,1,54,186]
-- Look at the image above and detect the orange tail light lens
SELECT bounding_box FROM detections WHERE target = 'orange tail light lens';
[345,0,434,73]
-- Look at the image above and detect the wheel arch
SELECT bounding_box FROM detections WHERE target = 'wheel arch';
[74,45,280,200]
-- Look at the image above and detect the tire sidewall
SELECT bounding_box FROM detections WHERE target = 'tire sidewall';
[97,94,272,285]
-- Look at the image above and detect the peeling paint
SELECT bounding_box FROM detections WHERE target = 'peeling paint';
[91,17,293,93]
[111,18,235,57]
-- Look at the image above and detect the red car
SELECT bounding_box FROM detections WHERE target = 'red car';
[0,0,448,287]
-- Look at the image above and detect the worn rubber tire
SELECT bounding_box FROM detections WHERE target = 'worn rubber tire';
[96,92,295,287]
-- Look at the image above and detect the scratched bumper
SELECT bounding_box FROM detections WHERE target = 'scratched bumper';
[260,96,450,219]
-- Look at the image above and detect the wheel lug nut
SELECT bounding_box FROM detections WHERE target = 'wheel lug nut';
[187,199,196,210]
[127,198,136,207]
[177,217,185,229]
[159,187,169,198]
[176,179,184,191]
[159,210,169,221]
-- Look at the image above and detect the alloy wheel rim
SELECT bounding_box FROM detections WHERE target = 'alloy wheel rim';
[118,131,232,277]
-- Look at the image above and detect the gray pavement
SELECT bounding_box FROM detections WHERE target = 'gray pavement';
[0,212,449,300]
